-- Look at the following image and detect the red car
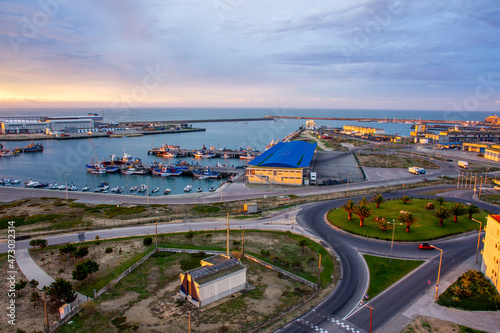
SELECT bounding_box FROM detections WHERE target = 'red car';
[419,243,434,250]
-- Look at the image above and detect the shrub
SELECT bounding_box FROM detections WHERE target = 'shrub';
[105,247,113,253]
[425,202,435,210]
[143,237,153,246]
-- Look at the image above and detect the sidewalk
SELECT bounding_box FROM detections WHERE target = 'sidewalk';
[16,248,88,302]
[381,255,500,333]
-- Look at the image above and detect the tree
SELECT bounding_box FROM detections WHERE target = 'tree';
[72,263,89,282]
[397,211,418,233]
[436,196,445,205]
[75,246,89,262]
[449,203,466,223]
[46,278,77,306]
[341,199,356,220]
[307,256,315,269]
[297,239,308,253]
[373,216,388,231]
[185,230,195,242]
[371,194,384,208]
[353,205,372,227]
[39,239,48,252]
[60,244,77,259]
[29,239,38,250]
[29,279,39,292]
[465,204,480,219]
[434,207,451,226]
[143,237,153,246]
[30,291,41,309]
[82,259,99,280]
[358,197,369,207]
[14,280,27,297]
[401,195,411,204]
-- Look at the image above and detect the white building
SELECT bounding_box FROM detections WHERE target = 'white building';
[179,255,247,308]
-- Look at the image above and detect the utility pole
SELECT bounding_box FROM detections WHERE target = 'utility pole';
[226,210,229,257]
[43,291,49,332]
[457,171,461,189]
[241,227,245,256]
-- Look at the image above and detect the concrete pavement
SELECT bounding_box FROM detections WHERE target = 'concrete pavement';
[16,248,55,288]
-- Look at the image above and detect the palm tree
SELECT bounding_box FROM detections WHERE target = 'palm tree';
[341,199,355,220]
[353,205,372,227]
[371,194,384,208]
[449,203,466,222]
[436,196,445,205]
[373,216,388,231]
[434,207,451,226]
[465,204,480,219]
[401,195,411,204]
[397,211,418,233]
[358,197,369,207]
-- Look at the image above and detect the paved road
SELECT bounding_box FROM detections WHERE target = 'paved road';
[277,189,500,333]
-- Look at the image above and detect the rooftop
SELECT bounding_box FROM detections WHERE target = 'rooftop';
[189,258,245,285]
[248,141,317,169]
[201,254,230,266]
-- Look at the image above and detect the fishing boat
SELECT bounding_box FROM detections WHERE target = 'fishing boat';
[57,185,66,190]
[163,188,171,195]
[184,185,193,192]
[197,175,209,180]
[24,179,39,187]
[48,183,58,190]
[197,187,203,192]
[162,152,176,158]
[193,168,220,179]
[111,186,119,192]
[33,182,48,188]
[69,184,78,191]
[117,186,125,193]
[151,187,160,193]
[129,186,138,191]
[222,153,230,158]
[105,166,120,173]
[82,186,89,191]
[0,149,19,157]
[138,184,147,192]
[209,186,216,192]
[22,142,43,152]
[239,153,254,160]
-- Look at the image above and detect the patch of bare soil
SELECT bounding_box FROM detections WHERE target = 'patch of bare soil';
[402,315,485,333]
[29,238,145,292]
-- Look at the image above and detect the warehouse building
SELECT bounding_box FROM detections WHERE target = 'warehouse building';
[179,255,247,308]
[246,141,317,185]
[481,215,500,294]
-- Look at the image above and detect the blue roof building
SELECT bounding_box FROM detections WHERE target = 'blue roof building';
[246,141,317,185]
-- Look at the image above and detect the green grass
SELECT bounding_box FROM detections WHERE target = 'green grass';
[158,230,334,287]
[328,198,487,241]
[191,205,220,214]
[77,244,155,296]
[364,255,423,298]
[438,269,500,311]
[102,206,146,218]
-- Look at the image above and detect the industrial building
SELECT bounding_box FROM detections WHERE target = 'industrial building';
[0,114,101,135]
[343,125,385,136]
[179,255,247,308]
[246,141,317,185]
[481,215,500,294]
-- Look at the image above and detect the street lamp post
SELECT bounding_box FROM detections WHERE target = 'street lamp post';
[431,245,443,300]
[472,218,483,263]
[146,176,150,205]
[363,304,374,333]
[65,173,68,201]
[347,172,352,197]
[479,176,483,198]
[388,220,403,262]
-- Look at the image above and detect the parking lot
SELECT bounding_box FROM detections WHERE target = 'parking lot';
[309,151,364,185]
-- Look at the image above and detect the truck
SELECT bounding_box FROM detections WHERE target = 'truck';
[458,161,469,169]
[409,167,421,174]
[310,172,317,184]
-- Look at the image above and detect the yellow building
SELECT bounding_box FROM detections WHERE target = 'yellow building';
[246,141,316,185]
[343,125,385,136]
[481,215,500,293]
[484,148,500,161]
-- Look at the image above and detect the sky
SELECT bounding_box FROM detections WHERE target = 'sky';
[0,0,499,111]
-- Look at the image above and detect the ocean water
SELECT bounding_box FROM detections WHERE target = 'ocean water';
[0,108,493,195]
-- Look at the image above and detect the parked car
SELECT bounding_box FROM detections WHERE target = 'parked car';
[418,243,434,250]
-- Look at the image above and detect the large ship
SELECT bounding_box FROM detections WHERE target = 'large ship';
[23,142,43,152]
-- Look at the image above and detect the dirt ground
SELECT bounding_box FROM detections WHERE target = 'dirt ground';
[358,153,439,169]
[402,315,487,333]
[55,254,315,333]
